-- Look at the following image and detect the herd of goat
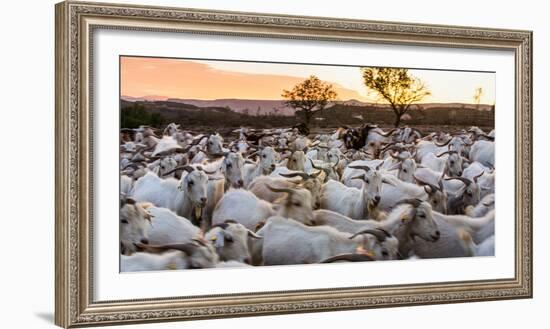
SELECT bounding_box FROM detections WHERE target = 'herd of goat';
[119,122,496,271]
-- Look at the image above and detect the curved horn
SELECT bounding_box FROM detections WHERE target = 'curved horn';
[308,159,332,180]
[279,172,311,180]
[310,170,323,178]
[162,165,195,177]
[266,184,295,195]
[436,150,457,158]
[413,175,440,193]
[434,138,452,147]
[247,230,262,239]
[309,158,322,170]
[136,243,196,255]
[348,165,372,173]
[320,253,375,263]
[372,128,397,137]
[381,142,397,151]
[349,229,388,242]
[394,198,423,208]
[473,171,484,183]
[389,151,405,161]
[195,165,217,175]
[190,135,208,146]
[210,223,230,230]
[445,177,472,186]
[209,151,229,157]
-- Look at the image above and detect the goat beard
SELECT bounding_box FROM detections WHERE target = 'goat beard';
[193,206,203,222]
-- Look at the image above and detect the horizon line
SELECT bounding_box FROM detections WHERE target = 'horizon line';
[120,95,495,106]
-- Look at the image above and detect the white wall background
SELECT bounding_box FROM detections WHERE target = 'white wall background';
[0,0,545,328]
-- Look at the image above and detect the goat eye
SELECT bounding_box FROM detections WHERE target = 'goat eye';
[120,219,128,224]
[262,155,266,158]
[188,181,194,186]
[365,179,370,184]
[450,161,455,165]
[382,251,389,256]
[293,201,302,207]
[419,213,426,218]
[403,169,408,173]
[227,163,232,168]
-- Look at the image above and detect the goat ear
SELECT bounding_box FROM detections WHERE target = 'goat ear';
[387,162,401,171]
[382,177,396,186]
[423,185,433,194]
[248,230,262,239]
[140,202,154,210]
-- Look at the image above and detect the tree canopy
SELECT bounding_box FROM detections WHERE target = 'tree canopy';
[282,75,338,128]
[361,67,431,127]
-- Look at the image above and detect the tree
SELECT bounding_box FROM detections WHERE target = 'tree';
[282,75,337,128]
[473,87,483,110]
[361,67,431,127]
[120,102,165,128]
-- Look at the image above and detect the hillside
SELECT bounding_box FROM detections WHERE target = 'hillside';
[120,99,494,132]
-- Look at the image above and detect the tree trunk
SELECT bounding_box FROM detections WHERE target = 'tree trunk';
[393,113,402,127]
[304,110,312,129]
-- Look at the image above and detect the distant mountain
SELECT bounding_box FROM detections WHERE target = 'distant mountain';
[121,95,169,102]
[165,98,295,116]
[122,95,494,116]
[121,98,494,132]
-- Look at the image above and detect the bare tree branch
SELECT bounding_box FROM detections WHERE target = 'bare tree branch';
[282,75,338,128]
[361,68,431,127]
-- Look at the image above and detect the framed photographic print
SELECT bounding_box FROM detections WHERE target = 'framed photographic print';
[55,1,533,327]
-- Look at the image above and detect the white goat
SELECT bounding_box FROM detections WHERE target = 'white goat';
[204,220,262,264]
[145,206,200,245]
[314,199,440,259]
[465,193,495,217]
[322,164,394,219]
[131,166,214,224]
[249,171,323,209]
[120,198,152,255]
[256,216,399,265]
[408,209,495,258]
[243,147,278,188]
[469,140,495,168]
[120,239,219,271]
[212,186,315,230]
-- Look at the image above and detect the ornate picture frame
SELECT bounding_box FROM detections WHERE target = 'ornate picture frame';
[55,1,532,327]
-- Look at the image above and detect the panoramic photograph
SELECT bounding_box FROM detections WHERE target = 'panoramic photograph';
[119,56,495,272]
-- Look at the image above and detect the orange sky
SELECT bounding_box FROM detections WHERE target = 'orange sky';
[120,56,495,104]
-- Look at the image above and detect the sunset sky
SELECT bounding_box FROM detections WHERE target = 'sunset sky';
[120,56,495,104]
